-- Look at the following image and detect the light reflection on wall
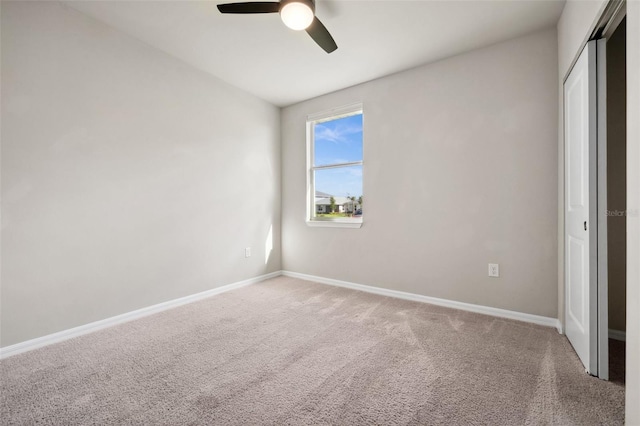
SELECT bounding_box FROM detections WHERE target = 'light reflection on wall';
[265,224,273,265]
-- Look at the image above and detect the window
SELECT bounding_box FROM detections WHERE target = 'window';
[307,103,363,228]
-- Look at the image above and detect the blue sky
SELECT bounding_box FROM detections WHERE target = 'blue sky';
[314,114,363,198]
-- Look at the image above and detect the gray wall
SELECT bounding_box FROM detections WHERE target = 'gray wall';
[0,1,281,347]
[606,19,626,333]
[282,29,559,318]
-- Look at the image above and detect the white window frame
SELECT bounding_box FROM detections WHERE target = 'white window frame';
[306,102,363,229]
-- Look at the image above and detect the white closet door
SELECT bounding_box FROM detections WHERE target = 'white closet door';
[564,40,598,375]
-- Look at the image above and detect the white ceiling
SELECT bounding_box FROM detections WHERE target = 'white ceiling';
[65,0,565,107]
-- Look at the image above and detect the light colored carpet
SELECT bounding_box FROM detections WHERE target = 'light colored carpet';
[0,276,625,425]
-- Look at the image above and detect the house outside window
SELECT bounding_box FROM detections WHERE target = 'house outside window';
[307,103,363,228]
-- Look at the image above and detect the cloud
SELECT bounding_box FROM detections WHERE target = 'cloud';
[315,166,362,197]
[315,121,362,144]
[347,168,363,177]
[328,158,350,164]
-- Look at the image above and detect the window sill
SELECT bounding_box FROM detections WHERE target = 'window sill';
[306,219,363,229]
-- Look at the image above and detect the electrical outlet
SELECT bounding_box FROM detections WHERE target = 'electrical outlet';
[488,263,499,277]
[245,247,251,258]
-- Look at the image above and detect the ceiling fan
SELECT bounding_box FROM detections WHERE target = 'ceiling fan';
[216,0,338,53]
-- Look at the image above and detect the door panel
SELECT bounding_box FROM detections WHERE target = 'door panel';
[564,41,598,375]
[567,74,585,210]
[567,235,586,335]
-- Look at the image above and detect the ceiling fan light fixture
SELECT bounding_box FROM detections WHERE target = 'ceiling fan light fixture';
[280,0,314,31]
[217,0,335,53]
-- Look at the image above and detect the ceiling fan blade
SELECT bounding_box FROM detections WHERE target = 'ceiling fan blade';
[305,17,338,53]
[217,2,280,14]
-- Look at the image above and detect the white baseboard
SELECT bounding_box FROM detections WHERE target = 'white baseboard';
[0,271,281,359]
[1,270,564,359]
[609,329,626,342]
[282,271,562,332]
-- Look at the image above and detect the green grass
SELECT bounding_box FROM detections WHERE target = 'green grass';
[316,212,352,218]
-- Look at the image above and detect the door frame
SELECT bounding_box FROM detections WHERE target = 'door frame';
[562,0,627,380]
[596,37,609,380]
